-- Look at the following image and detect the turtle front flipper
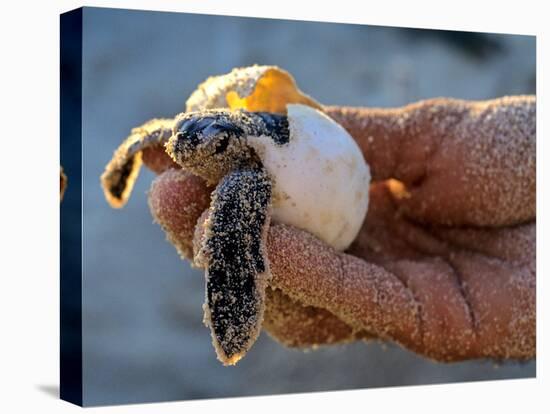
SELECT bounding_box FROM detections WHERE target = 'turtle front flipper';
[197,165,272,365]
[101,118,173,208]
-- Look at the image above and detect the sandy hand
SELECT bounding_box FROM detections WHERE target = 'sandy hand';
[146,96,535,362]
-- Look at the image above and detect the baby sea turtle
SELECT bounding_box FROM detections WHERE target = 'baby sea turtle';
[102,91,370,366]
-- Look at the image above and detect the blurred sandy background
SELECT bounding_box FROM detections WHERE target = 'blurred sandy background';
[76,7,535,406]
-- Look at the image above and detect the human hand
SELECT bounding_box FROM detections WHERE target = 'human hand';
[144,95,535,362]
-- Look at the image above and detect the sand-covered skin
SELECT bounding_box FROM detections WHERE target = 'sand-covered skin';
[147,95,535,362]
[325,96,535,227]
[262,287,366,347]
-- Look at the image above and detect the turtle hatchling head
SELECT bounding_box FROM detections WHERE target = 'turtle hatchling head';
[167,110,257,184]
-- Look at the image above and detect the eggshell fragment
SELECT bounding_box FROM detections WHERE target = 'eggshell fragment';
[186,65,322,114]
[248,104,370,251]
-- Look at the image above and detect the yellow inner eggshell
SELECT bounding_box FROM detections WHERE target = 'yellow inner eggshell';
[185,65,322,114]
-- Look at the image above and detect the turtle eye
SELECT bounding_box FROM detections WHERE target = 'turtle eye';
[213,133,230,154]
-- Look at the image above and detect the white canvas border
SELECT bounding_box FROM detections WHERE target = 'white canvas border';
[0,0,546,413]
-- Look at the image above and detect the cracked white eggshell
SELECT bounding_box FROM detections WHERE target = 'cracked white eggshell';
[248,104,370,251]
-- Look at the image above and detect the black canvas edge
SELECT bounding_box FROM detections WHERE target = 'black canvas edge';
[60,7,83,407]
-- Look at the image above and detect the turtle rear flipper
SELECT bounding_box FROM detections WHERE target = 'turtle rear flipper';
[101,118,173,208]
[198,165,272,365]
